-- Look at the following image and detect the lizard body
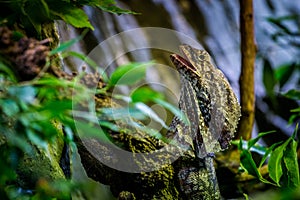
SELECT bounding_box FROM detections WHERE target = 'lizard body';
[170,45,241,199]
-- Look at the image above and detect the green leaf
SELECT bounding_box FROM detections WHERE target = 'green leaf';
[259,142,282,168]
[8,86,37,104]
[99,121,120,132]
[291,123,299,139]
[283,138,299,188]
[0,99,19,117]
[19,0,51,37]
[50,39,78,55]
[131,87,163,103]
[49,29,89,55]
[291,107,300,113]
[263,59,277,96]
[240,146,275,185]
[0,61,17,82]
[98,5,138,15]
[75,120,111,143]
[268,137,292,186]
[93,0,138,15]
[240,149,260,178]
[38,100,73,117]
[131,87,187,128]
[26,129,48,150]
[238,137,243,151]
[62,51,109,82]
[99,107,146,121]
[288,114,299,125]
[267,16,295,35]
[275,63,297,87]
[50,3,93,30]
[3,128,32,154]
[247,130,276,149]
[282,89,300,100]
[108,62,153,86]
[134,102,169,129]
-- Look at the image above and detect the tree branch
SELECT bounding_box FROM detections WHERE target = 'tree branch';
[237,0,256,140]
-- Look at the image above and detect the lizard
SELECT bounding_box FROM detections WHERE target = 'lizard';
[169,44,241,199]
[75,44,241,199]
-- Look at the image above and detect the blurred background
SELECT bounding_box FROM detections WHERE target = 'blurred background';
[59,0,300,143]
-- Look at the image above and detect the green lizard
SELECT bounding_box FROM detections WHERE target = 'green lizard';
[170,44,241,199]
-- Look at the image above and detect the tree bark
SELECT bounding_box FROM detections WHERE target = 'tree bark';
[237,0,256,140]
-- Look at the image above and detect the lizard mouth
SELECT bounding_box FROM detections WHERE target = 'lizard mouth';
[170,54,197,72]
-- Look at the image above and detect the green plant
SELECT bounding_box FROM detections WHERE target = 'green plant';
[0,0,136,37]
[236,125,299,189]
[0,32,188,198]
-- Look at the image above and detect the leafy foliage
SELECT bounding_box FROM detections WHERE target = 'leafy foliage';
[260,15,300,125]
[267,15,300,47]
[108,62,153,87]
[237,126,299,188]
[0,32,188,198]
[0,0,135,37]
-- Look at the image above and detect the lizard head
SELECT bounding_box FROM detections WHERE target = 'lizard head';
[170,44,211,81]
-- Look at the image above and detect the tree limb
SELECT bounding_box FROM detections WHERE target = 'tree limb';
[237,0,256,140]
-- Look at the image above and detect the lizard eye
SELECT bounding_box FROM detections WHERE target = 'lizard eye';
[198,51,210,61]
[199,54,205,60]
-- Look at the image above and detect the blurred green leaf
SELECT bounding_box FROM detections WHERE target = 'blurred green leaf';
[267,17,293,35]
[78,0,137,14]
[275,63,296,88]
[62,51,109,82]
[49,29,88,55]
[0,99,19,117]
[95,0,138,15]
[288,113,299,125]
[22,0,50,36]
[50,3,93,30]
[238,137,243,151]
[0,62,17,82]
[282,89,300,100]
[11,31,24,41]
[99,121,120,132]
[99,107,146,121]
[75,120,111,143]
[291,107,300,113]
[134,102,169,129]
[26,129,48,150]
[0,145,18,185]
[131,87,163,103]
[50,39,79,55]
[108,62,153,86]
[3,128,32,154]
[263,59,277,96]
[8,86,37,104]
[38,100,72,116]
